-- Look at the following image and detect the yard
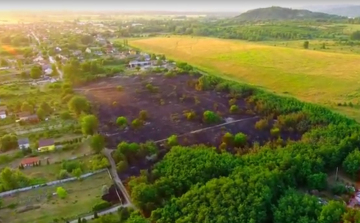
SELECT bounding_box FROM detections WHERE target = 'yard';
[0,171,113,223]
[130,36,360,121]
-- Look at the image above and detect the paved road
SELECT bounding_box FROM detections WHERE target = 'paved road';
[31,31,63,80]
[103,148,135,208]
[49,56,63,80]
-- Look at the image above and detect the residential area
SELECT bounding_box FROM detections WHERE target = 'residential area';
[0,19,175,223]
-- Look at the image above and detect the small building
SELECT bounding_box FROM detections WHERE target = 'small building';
[85,48,92,54]
[129,60,151,68]
[17,112,39,123]
[0,106,7,119]
[20,157,40,168]
[18,138,30,150]
[38,139,55,152]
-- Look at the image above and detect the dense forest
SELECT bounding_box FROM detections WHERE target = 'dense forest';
[113,70,360,222]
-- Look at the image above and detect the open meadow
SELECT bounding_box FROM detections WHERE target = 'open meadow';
[130,36,360,120]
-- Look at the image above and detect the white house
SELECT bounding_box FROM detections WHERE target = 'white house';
[85,48,92,54]
[18,138,30,150]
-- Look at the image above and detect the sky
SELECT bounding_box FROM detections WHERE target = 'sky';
[1,1,359,12]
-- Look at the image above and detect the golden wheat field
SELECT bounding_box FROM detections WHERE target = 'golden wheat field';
[130,36,360,120]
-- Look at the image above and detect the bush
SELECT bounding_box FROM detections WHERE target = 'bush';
[222,132,234,145]
[234,132,247,147]
[270,127,280,137]
[167,135,178,147]
[229,105,239,114]
[56,187,67,199]
[60,111,72,120]
[183,110,196,120]
[92,201,111,212]
[255,119,269,130]
[131,119,143,129]
[116,116,128,128]
[203,110,221,124]
[139,110,148,121]
[116,86,123,91]
[331,183,347,195]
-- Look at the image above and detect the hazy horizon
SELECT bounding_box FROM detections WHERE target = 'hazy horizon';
[1,1,360,12]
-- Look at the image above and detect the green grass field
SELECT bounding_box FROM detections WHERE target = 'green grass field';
[0,171,112,223]
[130,36,360,120]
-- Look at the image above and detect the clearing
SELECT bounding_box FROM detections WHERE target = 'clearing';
[76,74,301,150]
[0,171,113,223]
[130,36,360,121]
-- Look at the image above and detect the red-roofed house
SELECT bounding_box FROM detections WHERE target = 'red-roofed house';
[20,157,40,168]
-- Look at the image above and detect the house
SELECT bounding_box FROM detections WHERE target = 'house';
[17,112,39,123]
[20,157,40,168]
[38,139,55,152]
[18,138,30,150]
[85,48,92,54]
[0,106,7,119]
[129,60,151,68]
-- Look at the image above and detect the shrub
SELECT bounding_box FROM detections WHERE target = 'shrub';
[183,110,196,120]
[255,119,269,130]
[167,135,178,147]
[228,98,236,106]
[56,187,67,199]
[60,111,72,120]
[234,132,247,147]
[116,85,123,91]
[222,132,234,145]
[139,110,148,121]
[58,169,69,179]
[229,105,239,114]
[270,127,280,137]
[203,110,221,124]
[131,119,143,129]
[92,201,111,212]
[331,183,347,195]
[116,116,128,128]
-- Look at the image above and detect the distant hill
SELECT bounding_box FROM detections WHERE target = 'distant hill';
[316,5,360,18]
[234,6,345,21]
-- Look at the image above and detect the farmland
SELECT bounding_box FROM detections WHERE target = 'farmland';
[130,36,360,120]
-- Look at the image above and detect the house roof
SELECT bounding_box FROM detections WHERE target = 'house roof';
[0,106,7,111]
[0,111,6,115]
[17,111,31,118]
[21,157,39,165]
[18,138,29,145]
[38,139,54,147]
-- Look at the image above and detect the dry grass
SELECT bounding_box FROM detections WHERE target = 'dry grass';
[0,171,112,223]
[130,36,360,120]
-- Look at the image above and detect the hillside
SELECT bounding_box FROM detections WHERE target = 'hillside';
[234,6,344,21]
[320,5,360,18]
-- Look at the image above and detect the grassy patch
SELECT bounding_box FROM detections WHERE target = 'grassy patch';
[0,171,112,223]
[130,36,360,121]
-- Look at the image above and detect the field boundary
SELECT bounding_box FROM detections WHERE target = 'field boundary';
[0,169,106,197]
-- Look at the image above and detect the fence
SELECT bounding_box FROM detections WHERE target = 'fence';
[0,168,106,197]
